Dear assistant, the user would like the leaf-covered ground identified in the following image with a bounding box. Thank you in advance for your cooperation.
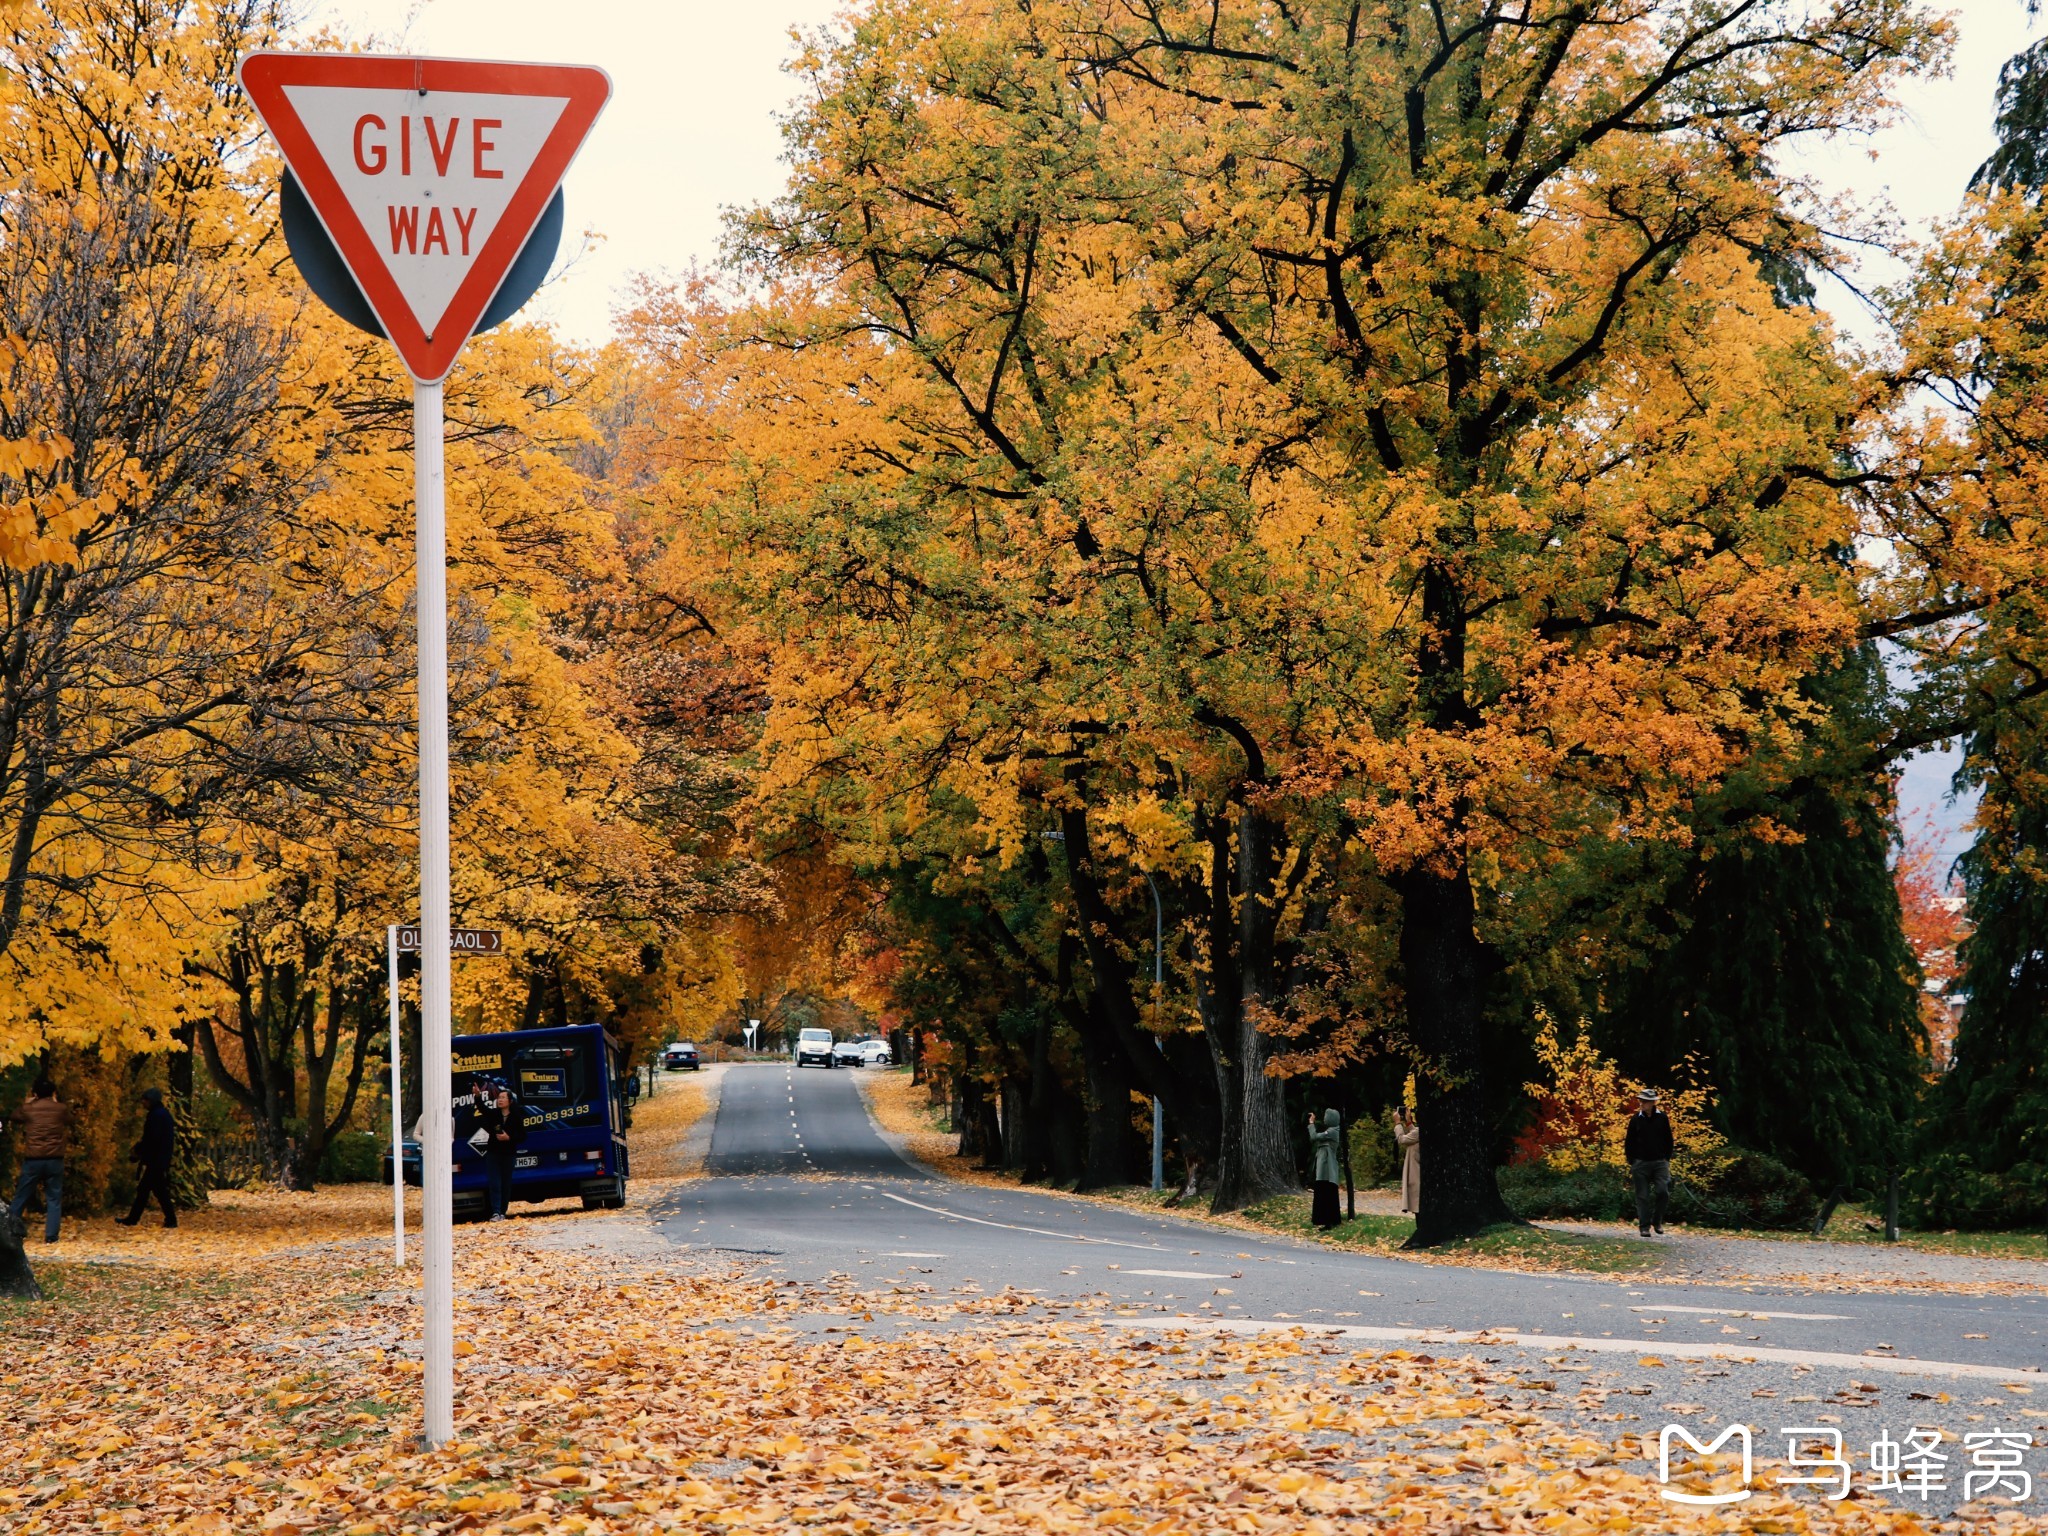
[4,1183,2032,1535]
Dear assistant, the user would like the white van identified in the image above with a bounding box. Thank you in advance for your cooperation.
[795,1027,835,1068]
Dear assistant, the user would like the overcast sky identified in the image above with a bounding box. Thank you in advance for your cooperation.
[299,0,2035,862]
[296,2,2040,344]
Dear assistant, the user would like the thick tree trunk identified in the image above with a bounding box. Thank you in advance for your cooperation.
[973,1092,1003,1169]
[1399,860,1517,1245]
[1020,1010,1055,1182]
[1196,801,1300,1214]
[955,1068,989,1161]
[1058,803,1222,1174]
[0,1222,41,1300]
[1049,1074,1087,1184]
[169,1020,195,1104]
[999,1077,1028,1170]
[1213,1020,1295,1209]
[1076,999,1138,1190]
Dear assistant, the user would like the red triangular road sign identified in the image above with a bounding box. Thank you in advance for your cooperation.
[239,53,611,382]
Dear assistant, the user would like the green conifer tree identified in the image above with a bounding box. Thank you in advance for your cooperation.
[1599,654,1926,1197]
[1909,721,2048,1227]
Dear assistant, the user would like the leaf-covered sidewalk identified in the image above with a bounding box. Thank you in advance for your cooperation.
[2,1188,2028,1535]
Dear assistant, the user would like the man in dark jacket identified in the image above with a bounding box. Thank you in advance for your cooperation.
[474,1083,525,1221]
[1624,1087,1674,1237]
[8,1078,68,1243]
[118,1087,178,1228]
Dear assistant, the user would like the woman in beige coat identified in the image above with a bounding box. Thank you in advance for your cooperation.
[1394,1109,1421,1216]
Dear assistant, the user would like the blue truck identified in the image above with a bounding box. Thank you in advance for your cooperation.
[384,1022,631,1219]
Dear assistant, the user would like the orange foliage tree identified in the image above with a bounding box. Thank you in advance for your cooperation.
[630,0,1949,1237]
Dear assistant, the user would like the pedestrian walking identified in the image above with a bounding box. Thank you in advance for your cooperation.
[8,1078,68,1244]
[1307,1108,1343,1230]
[475,1083,524,1221]
[1394,1108,1421,1216]
[1625,1086,1674,1236]
[117,1087,177,1228]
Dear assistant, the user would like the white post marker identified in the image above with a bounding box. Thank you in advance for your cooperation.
[238,51,609,1449]
[388,922,404,1267]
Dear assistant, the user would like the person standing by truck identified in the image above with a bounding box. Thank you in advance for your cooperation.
[474,1082,525,1221]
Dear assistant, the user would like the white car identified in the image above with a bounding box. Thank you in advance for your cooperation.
[858,1039,893,1067]
[795,1027,835,1068]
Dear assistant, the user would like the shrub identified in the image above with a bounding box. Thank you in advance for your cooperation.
[1500,1146,1817,1230]
[1904,1154,2046,1230]
[317,1131,385,1184]
[1517,1012,1723,1171]
[1499,1159,1634,1221]
[1673,1147,1818,1230]
[1349,1112,1399,1187]
[168,1099,211,1210]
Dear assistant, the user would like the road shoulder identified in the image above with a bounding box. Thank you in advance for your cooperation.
[851,1067,2048,1294]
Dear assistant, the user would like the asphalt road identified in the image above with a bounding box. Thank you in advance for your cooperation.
[651,1062,2048,1515]
[676,1063,2041,1370]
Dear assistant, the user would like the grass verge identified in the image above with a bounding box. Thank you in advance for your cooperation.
[1135,1186,1665,1274]
[854,1071,1665,1275]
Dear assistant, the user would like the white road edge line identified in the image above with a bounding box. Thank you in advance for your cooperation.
[1101,1317,2038,1382]
[878,1190,1172,1252]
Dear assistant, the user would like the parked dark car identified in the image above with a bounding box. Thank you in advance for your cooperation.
[662,1041,701,1071]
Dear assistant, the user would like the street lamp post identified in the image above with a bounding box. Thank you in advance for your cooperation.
[1146,873,1164,1193]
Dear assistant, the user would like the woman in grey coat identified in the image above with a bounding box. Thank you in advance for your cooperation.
[1307,1108,1344,1229]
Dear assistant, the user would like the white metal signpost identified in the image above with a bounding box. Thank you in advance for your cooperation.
[240,52,608,1449]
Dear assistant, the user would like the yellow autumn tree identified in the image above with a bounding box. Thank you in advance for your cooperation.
[622,0,1948,1232]
[0,2,713,1173]
[1520,1013,1722,1175]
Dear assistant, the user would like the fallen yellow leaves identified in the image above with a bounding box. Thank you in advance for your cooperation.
[627,1072,715,1179]
[0,1193,2011,1536]
[46,1184,425,1266]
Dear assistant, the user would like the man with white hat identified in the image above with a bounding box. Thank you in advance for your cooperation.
[1624,1087,1674,1237]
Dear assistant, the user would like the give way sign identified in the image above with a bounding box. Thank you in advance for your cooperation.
[238,53,610,382]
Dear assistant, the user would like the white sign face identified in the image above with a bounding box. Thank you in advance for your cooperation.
[239,54,611,382]
[280,86,569,339]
